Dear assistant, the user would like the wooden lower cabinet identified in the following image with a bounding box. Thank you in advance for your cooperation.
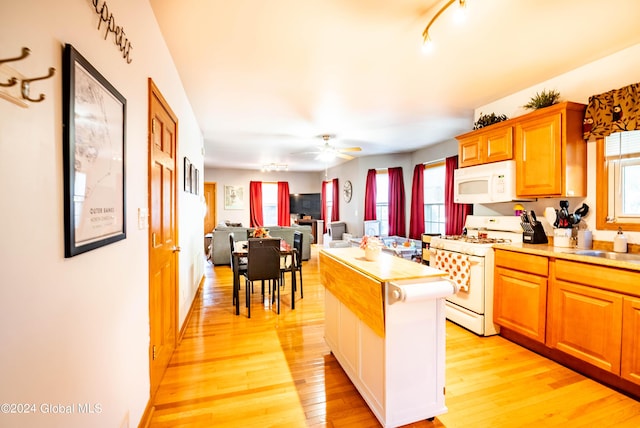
[494,250,640,395]
[494,250,548,343]
[622,297,640,385]
[548,280,623,373]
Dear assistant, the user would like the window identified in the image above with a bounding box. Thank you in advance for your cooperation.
[597,130,640,230]
[324,182,333,223]
[423,162,445,234]
[262,182,278,226]
[376,171,389,236]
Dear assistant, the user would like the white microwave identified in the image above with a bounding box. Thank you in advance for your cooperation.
[453,160,519,204]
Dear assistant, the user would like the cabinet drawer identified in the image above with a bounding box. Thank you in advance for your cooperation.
[554,259,640,297]
[495,250,548,276]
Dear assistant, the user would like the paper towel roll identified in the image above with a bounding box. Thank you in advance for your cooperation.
[388,280,457,304]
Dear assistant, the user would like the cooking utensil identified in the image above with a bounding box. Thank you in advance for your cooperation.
[544,207,557,226]
[530,210,538,225]
[557,200,571,228]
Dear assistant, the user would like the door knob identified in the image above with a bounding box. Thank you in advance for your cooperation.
[172,246,181,253]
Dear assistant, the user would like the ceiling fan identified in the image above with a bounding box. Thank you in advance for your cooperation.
[297,134,362,161]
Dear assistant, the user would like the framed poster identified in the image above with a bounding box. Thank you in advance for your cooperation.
[224,185,244,209]
[184,157,191,192]
[62,44,126,257]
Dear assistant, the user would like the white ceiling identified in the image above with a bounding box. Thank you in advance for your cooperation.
[149,0,640,171]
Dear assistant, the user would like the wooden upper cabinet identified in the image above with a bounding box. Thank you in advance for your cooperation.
[457,123,513,167]
[514,102,587,198]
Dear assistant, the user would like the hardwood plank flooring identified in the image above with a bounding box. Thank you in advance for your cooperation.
[149,246,640,427]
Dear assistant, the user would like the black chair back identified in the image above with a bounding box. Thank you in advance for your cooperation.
[229,232,236,266]
[293,231,303,266]
[246,238,281,281]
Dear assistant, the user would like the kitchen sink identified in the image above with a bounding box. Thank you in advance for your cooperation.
[574,249,640,264]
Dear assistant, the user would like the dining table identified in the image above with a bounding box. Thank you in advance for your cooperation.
[232,239,299,316]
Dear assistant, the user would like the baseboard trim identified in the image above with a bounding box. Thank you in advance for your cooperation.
[137,400,154,428]
[137,275,204,428]
[179,274,204,343]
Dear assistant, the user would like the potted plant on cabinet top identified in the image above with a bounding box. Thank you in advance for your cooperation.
[523,89,561,110]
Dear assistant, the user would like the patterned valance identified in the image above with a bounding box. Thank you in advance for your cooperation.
[583,82,640,140]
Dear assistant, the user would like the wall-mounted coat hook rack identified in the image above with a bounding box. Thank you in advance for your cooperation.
[0,46,56,106]
[21,67,55,102]
[0,47,30,87]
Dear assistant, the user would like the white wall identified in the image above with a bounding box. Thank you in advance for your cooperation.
[474,43,640,246]
[0,1,203,427]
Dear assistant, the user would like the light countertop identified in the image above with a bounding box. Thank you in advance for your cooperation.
[320,247,446,283]
[493,243,640,272]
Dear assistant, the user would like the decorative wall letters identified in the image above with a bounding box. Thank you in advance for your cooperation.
[91,0,134,64]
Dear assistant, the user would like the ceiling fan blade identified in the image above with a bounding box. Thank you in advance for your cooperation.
[337,153,355,160]
[339,147,361,152]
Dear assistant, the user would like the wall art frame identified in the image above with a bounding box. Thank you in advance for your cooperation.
[184,157,191,192]
[224,185,244,209]
[62,44,127,258]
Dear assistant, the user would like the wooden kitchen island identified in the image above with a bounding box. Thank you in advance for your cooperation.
[319,247,456,427]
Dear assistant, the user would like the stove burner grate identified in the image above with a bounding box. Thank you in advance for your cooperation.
[440,235,512,244]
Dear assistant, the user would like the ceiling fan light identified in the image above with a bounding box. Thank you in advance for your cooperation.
[317,152,335,162]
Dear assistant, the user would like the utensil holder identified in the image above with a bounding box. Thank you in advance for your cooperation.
[523,222,548,244]
[553,228,573,247]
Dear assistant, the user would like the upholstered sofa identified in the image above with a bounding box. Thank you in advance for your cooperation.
[210,225,313,265]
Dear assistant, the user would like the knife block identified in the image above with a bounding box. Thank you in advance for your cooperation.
[523,222,548,244]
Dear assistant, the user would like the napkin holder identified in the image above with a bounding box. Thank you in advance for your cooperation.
[522,222,548,244]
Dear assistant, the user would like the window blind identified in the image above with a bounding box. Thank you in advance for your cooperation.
[605,130,640,158]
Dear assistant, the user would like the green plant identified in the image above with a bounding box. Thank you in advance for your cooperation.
[473,112,508,130]
[523,89,561,110]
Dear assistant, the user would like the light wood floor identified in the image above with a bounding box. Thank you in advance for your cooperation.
[149,246,640,427]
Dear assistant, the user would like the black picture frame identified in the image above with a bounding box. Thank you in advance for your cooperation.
[62,44,127,257]
[184,157,191,192]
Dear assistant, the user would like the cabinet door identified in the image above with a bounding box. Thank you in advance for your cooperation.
[549,280,622,373]
[458,137,483,167]
[515,112,562,196]
[485,125,513,163]
[622,297,640,385]
[494,266,547,343]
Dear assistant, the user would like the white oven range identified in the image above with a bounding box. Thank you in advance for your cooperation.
[429,215,523,336]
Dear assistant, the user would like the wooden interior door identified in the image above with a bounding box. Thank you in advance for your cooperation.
[204,182,216,235]
[148,79,179,396]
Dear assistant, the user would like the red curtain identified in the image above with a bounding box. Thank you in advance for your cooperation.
[331,178,339,222]
[445,156,472,235]
[249,181,263,227]
[409,164,424,239]
[388,167,406,237]
[364,169,377,221]
[277,181,290,226]
[321,180,327,233]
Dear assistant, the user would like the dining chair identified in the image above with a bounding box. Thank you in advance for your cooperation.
[243,238,281,318]
[281,231,303,300]
[229,232,247,308]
